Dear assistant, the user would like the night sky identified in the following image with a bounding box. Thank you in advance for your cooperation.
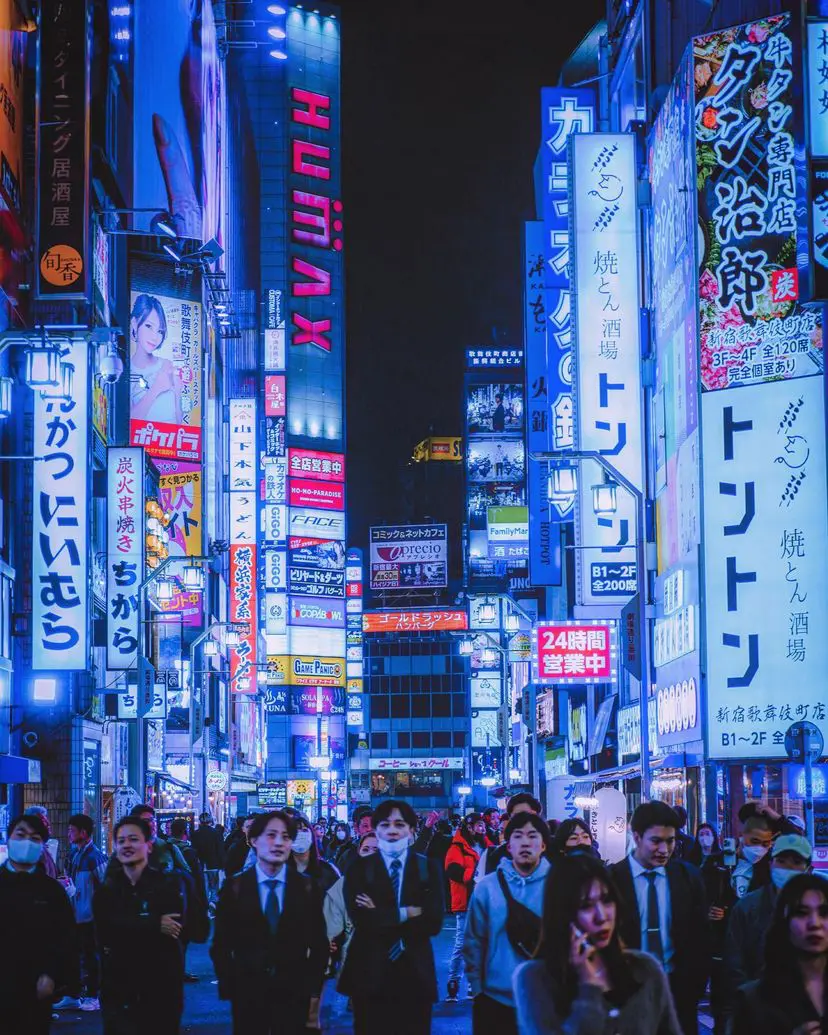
[340,0,605,548]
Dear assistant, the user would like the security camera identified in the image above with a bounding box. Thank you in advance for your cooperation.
[22,731,38,749]
[98,347,124,385]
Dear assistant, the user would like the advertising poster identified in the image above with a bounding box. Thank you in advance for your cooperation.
[289,595,346,629]
[533,622,617,686]
[157,461,203,557]
[369,524,448,590]
[288,478,345,512]
[129,264,203,461]
[694,14,819,390]
[702,375,828,758]
[466,440,525,483]
[32,341,89,670]
[229,400,256,693]
[35,0,90,300]
[289,536,346,570]
[466,383,524,434]
[106,449,144,671]
[133,0,222,244]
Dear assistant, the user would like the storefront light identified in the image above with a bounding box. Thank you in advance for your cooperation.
[480,775,497,788]
[309,754,330,769]
[458,639,474,657]
[591,479,618,518]
[156,578,174,602]
[504,614,519,632]
[478,601,496,623]
[267,26,286,38]
[225,628,241,647]
[509,768,521,781]
[182,562,204,591]
[457,784,472,797]
[32,676,58,704]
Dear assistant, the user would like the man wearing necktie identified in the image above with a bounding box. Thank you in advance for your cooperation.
[211,811,328,1035]
[340,800,445,1035]
[610,801,710,1035]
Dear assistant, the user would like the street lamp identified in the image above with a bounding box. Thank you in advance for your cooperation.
[504,614,520,633]
[458,639,474,657]
[478,601,497,623]
[156,578,175,603]
[182,562,205,590]
[532,448,652,798]
[225,627,241,648]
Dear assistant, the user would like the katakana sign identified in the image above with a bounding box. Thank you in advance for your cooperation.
[362,609,468,633]
[368,757,464,771]
[369,524,448,590]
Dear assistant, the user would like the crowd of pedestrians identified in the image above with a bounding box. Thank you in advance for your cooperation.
[3,796,828,1034]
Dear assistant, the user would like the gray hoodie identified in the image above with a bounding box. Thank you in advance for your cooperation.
[463,855,550,1006]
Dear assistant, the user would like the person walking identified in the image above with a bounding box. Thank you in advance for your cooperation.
[191,812,224,909]
[25,805,59,879]
[733,873,828,1034]
[723,835,813,1027]
[211,810,328,1034]
[609,801,709,1035]
[550,818,598,860]
[224,815,256,877]
[55,814,108,1013]
[464,811,550,1034]
[0,813,78,1035]
[93,816,191,1035]
[513,853,682,1035]
[444,814,482,1001]
[167,818,209,984]
[479,793,552,877]
[325,831,378,971]
[339,800,444,1035]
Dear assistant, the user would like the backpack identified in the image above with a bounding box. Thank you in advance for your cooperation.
[496,870,543,959]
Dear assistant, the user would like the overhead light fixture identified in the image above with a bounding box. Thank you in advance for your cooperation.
[591,479,619,518]
[32,676,58,704]
[150,211,178,239]
[270,49,288,59]
[156,579,174,602]
[551,463,578,500]
[225,628,241,647]
[267,26,286,39]
[456,784,472,797]
[458,639,474,657]
[480,648,499,666]
[267,3,286,12]
[509,768,521,781]
[0,376,12,418]
[480,775,497,788]
[478,602,496,623]
[162,241,182,263]
[504,614,520,632]
[182,563,204,590]
[214,302,227,312]
[203,639,219,657]
[23,344,61,388]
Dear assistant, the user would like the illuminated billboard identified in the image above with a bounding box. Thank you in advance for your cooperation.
[466,383,523,435]
[288,447,345,482]
[467,440,525,484]
[369,524,448,590]
[533,621,618,686]
[363,610,468,633]
[229,400,257,692]
[106,449,144,671]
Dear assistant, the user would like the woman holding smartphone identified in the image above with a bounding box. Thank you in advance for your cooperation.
[513,855,681,1035]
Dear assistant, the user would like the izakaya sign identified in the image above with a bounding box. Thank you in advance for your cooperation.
[229,400,257,692]
[570,133,643,607]
[33,341,89,669]
[694,14,819,390]
[106,449,144,670]
[533,622,617,685]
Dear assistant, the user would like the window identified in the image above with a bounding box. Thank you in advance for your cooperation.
[453,731,467,748]
[412,732,430,749]
[371,732,388,749]
[397,732,410,748]
[452,693,468,717]
[391,696,411,719]
[371,696,389,718]
[433,731,451,748]
[432,694,450,717]
[411,694,430,718]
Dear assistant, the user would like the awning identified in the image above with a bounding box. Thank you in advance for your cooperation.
[154,771,193,792]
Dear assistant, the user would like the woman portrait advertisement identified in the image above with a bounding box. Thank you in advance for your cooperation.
[130,293,183,425]
[513,854,681,1035]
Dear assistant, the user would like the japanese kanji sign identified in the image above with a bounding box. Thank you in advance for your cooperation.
[229,400,257,693]
[702,375,828,758]
[533,621,617,686]
[106,448,144,671]
[35,0,90,300]
[695,14,818,389]
[369,524,448,590]
[570,132,643,607]
[32,340,89,669]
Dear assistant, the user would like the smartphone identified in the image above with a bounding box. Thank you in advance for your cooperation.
[722,836,737,869]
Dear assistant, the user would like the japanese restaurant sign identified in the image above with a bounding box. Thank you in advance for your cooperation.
[229,400,257,693]
[36,0,90,300]
[106,448,144,671]
[362,609,468,633]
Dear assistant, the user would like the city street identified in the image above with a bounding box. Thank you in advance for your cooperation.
[54,920,473,1035]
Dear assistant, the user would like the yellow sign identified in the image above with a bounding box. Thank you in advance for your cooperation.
[347,678,363,693]
[267,655,345,687]
[159,468,203,556]
[287,779,316,804]
[412,436,462,462]
[92,382,108,443]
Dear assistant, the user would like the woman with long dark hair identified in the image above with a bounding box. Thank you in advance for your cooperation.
[550,818,597,859]
[687,822,720,867]
[734,873,828,1034]
[290,814,340,895]
[513,854,681,1034]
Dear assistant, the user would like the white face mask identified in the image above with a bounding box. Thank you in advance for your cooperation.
[292,830,313,854]
[771,865,804,889]
[741,843,769,866]
[378,836,408,858]
[336,830,347,841]
[8,838,44,866]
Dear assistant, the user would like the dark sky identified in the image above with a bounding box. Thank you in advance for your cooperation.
[341,0,605,547]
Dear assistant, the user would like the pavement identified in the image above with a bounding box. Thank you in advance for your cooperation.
[51,919,473,1034]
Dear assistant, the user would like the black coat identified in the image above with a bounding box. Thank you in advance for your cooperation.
[339,851,444,1002]
[734,977,824,1035]
[210,865,328,1006]
[93,865,188,1008]
[0,864,78,1000]
[609,856,710,1007]
[224,838,251,878]
[191,824,225,870]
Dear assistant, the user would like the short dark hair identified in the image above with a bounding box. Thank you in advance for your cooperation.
[482,807,499,820]
[68,814,94,837]
[353,804,372,825]
[130,803,155,817]
[505,812,548,842]
[673,805,688,829]
[506,792,542,816]
[170,818,189,839]
[630,801,679,836]
[114,817,151,842]
[372,799,417,829]
[248,810,297,842]
[8,813,48,841]
[199,812,212,824]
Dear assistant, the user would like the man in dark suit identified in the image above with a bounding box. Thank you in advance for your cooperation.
[339,799,445,1035]
[609,800,709,1035]
[211,810,328,1034]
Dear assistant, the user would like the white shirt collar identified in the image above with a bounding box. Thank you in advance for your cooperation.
[255,862,287,885]
[629,855,666,879]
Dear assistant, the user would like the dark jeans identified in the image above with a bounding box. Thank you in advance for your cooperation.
[72,921,99,998]
[352,996,432,1035]
[101,992,182,1035]
[231,997,309,1035]
[473,994,518,1035]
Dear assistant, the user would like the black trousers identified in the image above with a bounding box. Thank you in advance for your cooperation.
[231,996,309,1035]
[101,992,182,1035]
[72,921,100,998]
[7,999,52,1035]
[352,995,432,1035]
[473,993,518,1035]
[670,975,700,1035]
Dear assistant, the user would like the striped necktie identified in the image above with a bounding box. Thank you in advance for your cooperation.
[389,857,404,961]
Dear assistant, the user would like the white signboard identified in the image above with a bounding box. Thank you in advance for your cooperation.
[471,674,502,709]
[106,448,144,670]
[33,340,89,669]
[264,548,287,591]
[264,457,288,503]
[471,709,501,747]
[266,590,287,636]
[289,507,346,541]
[570,133,643,606]
[369,757,464,771]
[703,375,828,758]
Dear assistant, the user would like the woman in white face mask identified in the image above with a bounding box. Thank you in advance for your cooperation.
[290,815,341,896]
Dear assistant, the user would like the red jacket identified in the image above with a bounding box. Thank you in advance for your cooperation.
[444,830,480,913]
